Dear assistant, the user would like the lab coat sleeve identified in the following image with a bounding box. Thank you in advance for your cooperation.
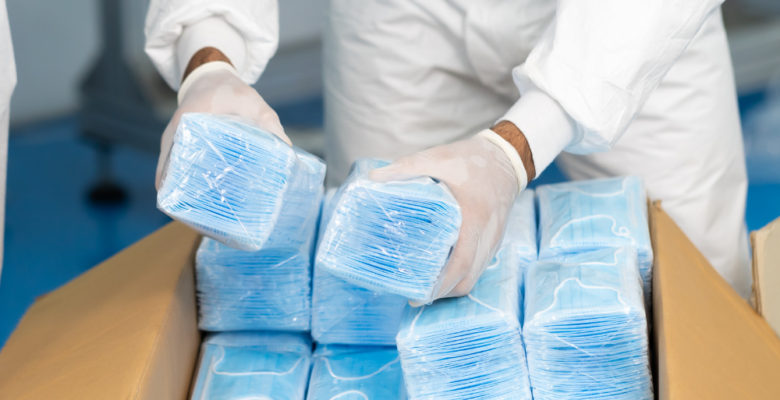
[145,0,279,90]
[499,0,724,176]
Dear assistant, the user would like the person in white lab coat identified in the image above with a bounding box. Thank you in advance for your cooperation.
[0,0,16,280]
[145,0,751,301]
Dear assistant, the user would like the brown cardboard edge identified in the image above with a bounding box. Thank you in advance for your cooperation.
[134,246,201,400]
[649,200,667,400]
[751,230,763,314]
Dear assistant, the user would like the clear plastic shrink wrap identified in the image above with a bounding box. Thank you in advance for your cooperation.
[316,158,462,303]
[190,331,313,400]
[395,232,533,399]
[523,247,653,400]
[502,190,538,321]
[536,177,653,301]
[306,345,407,399]
[195,237,313,332]
[158,113,326,251]
[312,188,407,345]
[503,190,538,264]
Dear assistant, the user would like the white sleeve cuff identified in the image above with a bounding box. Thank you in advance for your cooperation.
[498,89,578,178]
[176,16,247,88]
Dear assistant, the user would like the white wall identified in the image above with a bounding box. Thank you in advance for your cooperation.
[7,0,325,126]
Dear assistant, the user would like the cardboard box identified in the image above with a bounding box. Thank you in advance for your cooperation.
[751,216,780,338]
[1,202,780,399]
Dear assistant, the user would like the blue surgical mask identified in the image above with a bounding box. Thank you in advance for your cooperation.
[536,177,653,303]
[190,332,313,400]
[195,238,312,332]
[523,247,653,400]
[315,158,462,303]
[158,113,325,252]
[396,235,533,399]
[307,345,407,399]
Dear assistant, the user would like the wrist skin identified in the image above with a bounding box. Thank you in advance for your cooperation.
[182,47,233,82]
[490,120,536,183]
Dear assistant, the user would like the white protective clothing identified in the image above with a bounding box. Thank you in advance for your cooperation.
[155,61,290,189]
[0,0,15,283]
[143,0,751,297]
[369,131,523,301]
[145,1,278,89]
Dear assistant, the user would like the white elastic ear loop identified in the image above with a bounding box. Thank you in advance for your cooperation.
[178,61,240,105]
[476,129,528,195]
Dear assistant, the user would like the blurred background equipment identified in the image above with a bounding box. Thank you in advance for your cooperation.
[0,0,779,349]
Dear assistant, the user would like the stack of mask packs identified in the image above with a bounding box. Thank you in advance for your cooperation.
[161,113,324,332]
[316,158,462,303]
[312,188,407,345]
[195,237,312,331]
[395,196,536,400]
[158,112,326,251]
[190,332,313,400]
[523,247,653,399]
[536,177,653,303]
[306,345,407,399]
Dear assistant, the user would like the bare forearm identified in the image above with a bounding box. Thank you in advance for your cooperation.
[491,120,536,183]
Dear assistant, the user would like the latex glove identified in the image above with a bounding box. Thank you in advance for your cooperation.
[369,130,528,305]
[155,62,291,189]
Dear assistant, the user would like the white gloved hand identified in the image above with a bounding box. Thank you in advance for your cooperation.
[369,130,527,305]
[155,61,291,189]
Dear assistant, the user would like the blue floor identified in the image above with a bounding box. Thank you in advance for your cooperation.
[1,99,779,349]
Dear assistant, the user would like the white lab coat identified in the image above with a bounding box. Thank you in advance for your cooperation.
[0,0,15,282]
[145,0,751,298]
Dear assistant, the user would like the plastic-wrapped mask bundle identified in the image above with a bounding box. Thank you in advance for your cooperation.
[536,177,652,300]
[196,237,311,331]
[523,247,653,400]
[306,345,407,399]
[396,248,532,399]
[316,158,462,303]
[158,113,326,251]
[190,331,313,400]
[503,189,538,264]
[502,189,538,322]
[312,189,407,345]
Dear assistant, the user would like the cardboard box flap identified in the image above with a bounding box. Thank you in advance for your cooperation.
[0,222,201,400]
[650,202,780,399]
[751,216,780,338]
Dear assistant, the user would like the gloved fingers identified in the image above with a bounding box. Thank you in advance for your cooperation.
[438,236,495,299]
[155,116,180,190]
[250,108,291,147]
[189,71,293,147]
[408,299,426,307]
[432,224,481,301]
[438,210,505,299]
[368,152,441,183]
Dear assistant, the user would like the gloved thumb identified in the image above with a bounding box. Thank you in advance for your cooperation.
[368,160,425,183]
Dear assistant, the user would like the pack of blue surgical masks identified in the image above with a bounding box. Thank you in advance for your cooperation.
[523,247,653,400]
[503,190,538,264]
[196,237,312,331]
[158,113,326,251]
[396,244,532,399]
[312,188,407,345]
[536,177,653,302]
[316,158,462,304]
[503,189,538,322]
[306,345,407,399]
[190,331,313,400]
